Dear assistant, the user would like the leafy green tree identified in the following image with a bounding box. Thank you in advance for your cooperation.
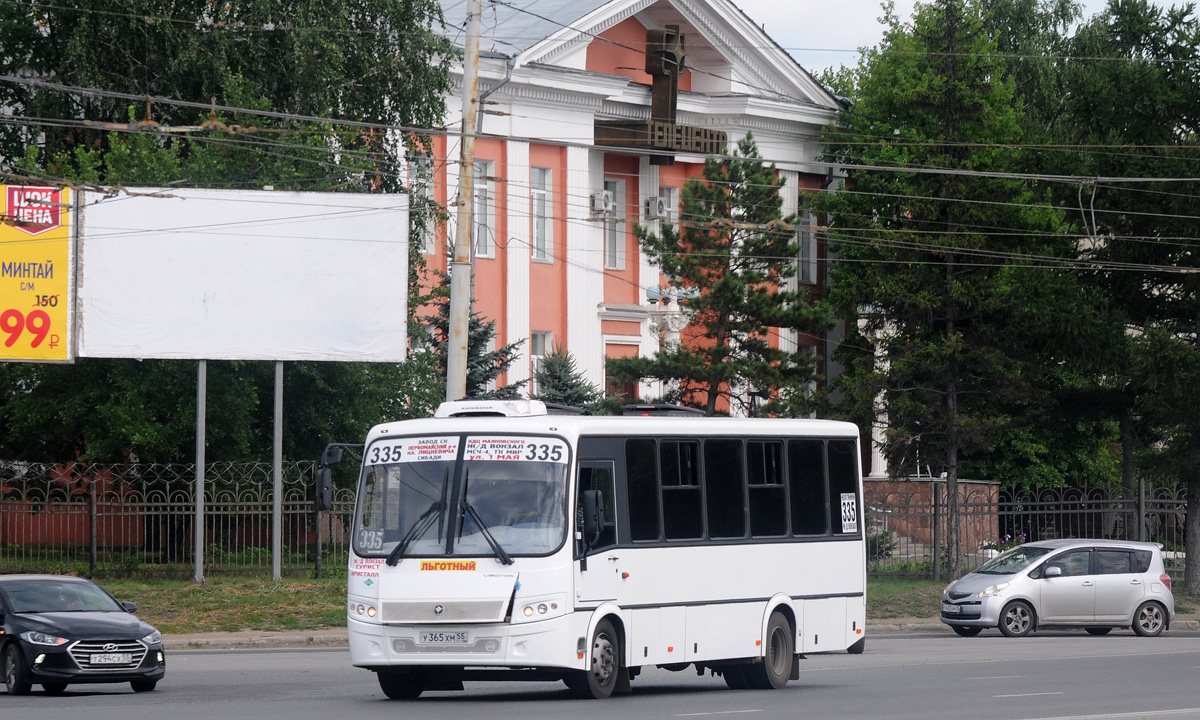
[1048,0,1200,593]
[606,133,834,416]
[0,0,453,462]
[816,0,1113,577]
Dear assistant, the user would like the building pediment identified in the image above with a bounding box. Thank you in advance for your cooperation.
[439,0,837,112]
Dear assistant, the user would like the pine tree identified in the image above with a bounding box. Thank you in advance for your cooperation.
[606,133,834,416]
[426,274,526,400]
[532,345,620,414]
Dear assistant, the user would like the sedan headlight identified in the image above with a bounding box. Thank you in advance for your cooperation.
[20,631,69,646]
[142,630,162,645]
[978,582,1010,597]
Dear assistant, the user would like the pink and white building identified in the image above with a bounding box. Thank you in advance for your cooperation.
[421,0,842,411]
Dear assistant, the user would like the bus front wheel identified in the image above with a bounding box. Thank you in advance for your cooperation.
[566,618,621,699]
[378,671,423,700]
[748,612,793,690]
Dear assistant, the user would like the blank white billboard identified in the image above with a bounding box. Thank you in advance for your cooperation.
[78,188,408,362]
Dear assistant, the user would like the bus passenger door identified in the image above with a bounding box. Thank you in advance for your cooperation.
[574,462,620,604]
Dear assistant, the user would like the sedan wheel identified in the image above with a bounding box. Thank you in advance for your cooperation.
[998,601,1034,637]
[1084,627,1112,636]
[3,644,33,696]
[1132,602,1166,637]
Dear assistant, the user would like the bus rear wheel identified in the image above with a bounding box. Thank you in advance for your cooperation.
[566,619,621,699]
[378,671,424,700]
[747,612,793,690]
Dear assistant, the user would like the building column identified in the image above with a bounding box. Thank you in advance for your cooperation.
[566,146,605,385]
[505,139,531,393]
[638,156,661,399]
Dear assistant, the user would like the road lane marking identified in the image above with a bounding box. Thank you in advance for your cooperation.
[969,675,1026,680]
[676,712,764,717]
[995,692,1065,698]
[1013,709,1200,720]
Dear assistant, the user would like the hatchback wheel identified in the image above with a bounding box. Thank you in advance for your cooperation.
[998,601,1034,637]
[1084,627,1112,636]
[1132,601,1166,637]
[951,625,983,637]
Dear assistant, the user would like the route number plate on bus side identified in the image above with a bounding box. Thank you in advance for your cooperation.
[419,631,469,645]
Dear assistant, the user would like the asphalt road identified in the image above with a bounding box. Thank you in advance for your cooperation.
[4,632,1199,720]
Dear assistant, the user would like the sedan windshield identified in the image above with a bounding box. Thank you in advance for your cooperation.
[975,545,1054,574]
[3,580,123,613]
[353,435,569,560]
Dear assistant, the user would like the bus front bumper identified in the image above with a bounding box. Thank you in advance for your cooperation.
[348,612,588,670]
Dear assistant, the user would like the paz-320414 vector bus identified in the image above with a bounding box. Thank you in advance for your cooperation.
[328,399,867,699]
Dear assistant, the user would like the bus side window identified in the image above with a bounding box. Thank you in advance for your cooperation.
[828,440,860,535]
[577,465,617,552]
[662,440,703,540]
[748,440,787,537]
[788,439,828,535]
[626,439,661,541]
[704,439,745,539]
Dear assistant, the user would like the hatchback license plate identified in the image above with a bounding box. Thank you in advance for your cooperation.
[419,631,468,645]
[90,653,132,665]
[942,604,961,614]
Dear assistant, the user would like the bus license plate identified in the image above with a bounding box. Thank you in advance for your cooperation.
[91,653,132,665]
[942,604,961,614]
[419,631,469,645]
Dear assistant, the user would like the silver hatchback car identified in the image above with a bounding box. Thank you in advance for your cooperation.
[941,539,1175,637]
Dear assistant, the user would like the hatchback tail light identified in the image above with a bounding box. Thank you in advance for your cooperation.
[1160,573,1172,591]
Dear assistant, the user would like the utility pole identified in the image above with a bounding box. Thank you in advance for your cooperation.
[446,0,482,402]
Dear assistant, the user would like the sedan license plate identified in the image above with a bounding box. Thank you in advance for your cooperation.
[942,604,961,615]
[419,630,469,645]
[90,653,132,665]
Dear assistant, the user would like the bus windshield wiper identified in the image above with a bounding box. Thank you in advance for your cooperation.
[458,469,513,565]
[462,502,514,565]
[386,469,449,566]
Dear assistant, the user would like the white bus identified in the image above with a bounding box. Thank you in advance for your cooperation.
[336,399,866,699]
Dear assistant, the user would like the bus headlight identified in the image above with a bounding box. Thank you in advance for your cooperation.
[516,597,564,622]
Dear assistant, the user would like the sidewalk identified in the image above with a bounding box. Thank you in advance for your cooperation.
[163,612,1200,651]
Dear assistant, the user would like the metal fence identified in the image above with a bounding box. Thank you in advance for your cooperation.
[866,479,1188,581]
[0,461,1188,581]
[0,461,356,578]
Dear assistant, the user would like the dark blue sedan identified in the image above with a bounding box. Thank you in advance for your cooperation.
[1,575,165,695]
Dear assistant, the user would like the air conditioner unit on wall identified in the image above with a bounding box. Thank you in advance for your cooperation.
[646,196,666,220]
[591,190,614,214]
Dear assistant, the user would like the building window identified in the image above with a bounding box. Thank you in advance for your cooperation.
[604,178,625,271]
[529,331,551,395]
[797,208,816,285]
[408,156,435,255]
[531,168,552,262]
[474,160,496,259]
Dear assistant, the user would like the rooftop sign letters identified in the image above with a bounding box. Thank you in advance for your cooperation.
[595,25,728,164]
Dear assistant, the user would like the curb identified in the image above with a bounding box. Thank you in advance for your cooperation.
[165,629,349,651]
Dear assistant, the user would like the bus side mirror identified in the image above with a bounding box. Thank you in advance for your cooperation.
[322,446,344,467]
[581,490,604,547]
[315,467,334,512]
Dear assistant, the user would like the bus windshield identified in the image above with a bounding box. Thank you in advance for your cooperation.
[353,435,570,560]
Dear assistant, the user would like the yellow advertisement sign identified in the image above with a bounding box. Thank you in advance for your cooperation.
[0,184,73,362]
